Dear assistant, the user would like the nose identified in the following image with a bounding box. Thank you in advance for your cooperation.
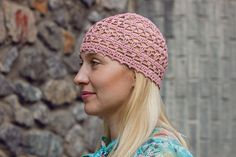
[74,67,89,86]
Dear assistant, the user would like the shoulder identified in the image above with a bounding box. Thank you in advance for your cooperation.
[134,128,193,157]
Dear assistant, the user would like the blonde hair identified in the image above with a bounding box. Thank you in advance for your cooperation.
[103,72,188,157]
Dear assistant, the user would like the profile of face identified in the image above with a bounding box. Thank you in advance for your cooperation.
[74,53,135,118]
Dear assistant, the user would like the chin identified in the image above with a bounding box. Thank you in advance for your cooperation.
[84,105,100,116]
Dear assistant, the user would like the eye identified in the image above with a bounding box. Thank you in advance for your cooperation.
[90,59,100,66]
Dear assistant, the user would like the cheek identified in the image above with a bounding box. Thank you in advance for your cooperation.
[91,68,134,105]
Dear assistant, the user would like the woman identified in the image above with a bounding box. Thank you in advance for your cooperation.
[74,13,193,157]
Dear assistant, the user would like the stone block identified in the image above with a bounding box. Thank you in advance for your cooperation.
[0,74,14,97]
[42,79,77,106]
[14,80,42,102]
[0,9,6,43]
[48,110,76,136]
[22,130,63,157]
[65,125,85,157]
[38,21,63,51]
[0,47,18,73]
[62,30,75,55]
[3,0,37,43]
[101,0,128,11]
[31,0,48,14]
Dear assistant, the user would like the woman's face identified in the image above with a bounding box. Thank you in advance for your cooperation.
[74,53,135,117]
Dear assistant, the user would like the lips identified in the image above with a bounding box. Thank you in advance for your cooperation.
[81,91,96,100]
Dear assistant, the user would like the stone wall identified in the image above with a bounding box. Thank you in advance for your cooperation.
[0,0,132,156]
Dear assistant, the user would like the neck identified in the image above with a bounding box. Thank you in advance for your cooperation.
[103,111,121,141]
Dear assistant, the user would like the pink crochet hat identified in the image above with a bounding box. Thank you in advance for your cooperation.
[80,13,168,89]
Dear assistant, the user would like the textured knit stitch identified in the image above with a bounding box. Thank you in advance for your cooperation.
[80,13,168,88]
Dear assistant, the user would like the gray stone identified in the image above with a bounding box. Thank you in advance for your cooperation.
[48,110,76,136]
[0,47,18,73]
[14,106,34,127]
[0,74,14,97]
[18,155,38,157]
[30,102,50,125]
[0,101,14,124]
[52,8,70,28]
[0,123,24,155]
[19,46,48,82]
[80,0,95,8]
[0,150,8,157]
[70,8,86,30]
[65,125,85,157]
[22,130,63,157]
[14,80,42,102]
[71,102,87,122]
[42,79,77,106]
[83,117,103,150]
[38,21,63,51]
[46,55,68,79]
[3,0,37,43]
[0,9,6,44]
[101,0,128,11]
[88,11,103,23]
[2,94,21,111]
[63,52,81,73]
[48,0,64,10]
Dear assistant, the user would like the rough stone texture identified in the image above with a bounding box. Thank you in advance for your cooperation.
[48,0,64,10]
[14,80,42,102]
[14,106,34,127]
[63,52,81,73]
[48,110,76,136]
[70,102,88,122]
[0,123,24,155]
[88,11,103,23]
[80,0,96,8]
[22,130,63,157]
[0,150,8,157]
[65,125,85,157]
[0,9,6,44]
[30,102,50,125]
[46,55,68,79]
[0,101,13,124]
[3,0,37,43]
[62,30,75,55]
[0,74,14,97]
[38,21,63,51]
[52,8,70,28]
[42,79,77,106]
[31,0,48,14]
[101,0,128,11]
[0,47,18,73]
[18,44,48,82]
[83,117,103,151]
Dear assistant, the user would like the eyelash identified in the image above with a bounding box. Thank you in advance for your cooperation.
[90,59,100,66]
[79,59,100,67]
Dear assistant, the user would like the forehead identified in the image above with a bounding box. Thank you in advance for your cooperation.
[80,52,101,59]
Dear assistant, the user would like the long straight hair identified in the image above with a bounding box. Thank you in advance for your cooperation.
[103,72,188,156]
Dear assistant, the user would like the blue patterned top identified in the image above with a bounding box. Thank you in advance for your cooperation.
[82,127,193,157]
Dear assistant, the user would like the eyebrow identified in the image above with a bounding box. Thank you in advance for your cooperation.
[79,53,98,60]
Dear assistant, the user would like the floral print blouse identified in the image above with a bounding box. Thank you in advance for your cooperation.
[82,127,193,157]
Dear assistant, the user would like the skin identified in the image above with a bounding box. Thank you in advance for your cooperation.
[74,52,135,139]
